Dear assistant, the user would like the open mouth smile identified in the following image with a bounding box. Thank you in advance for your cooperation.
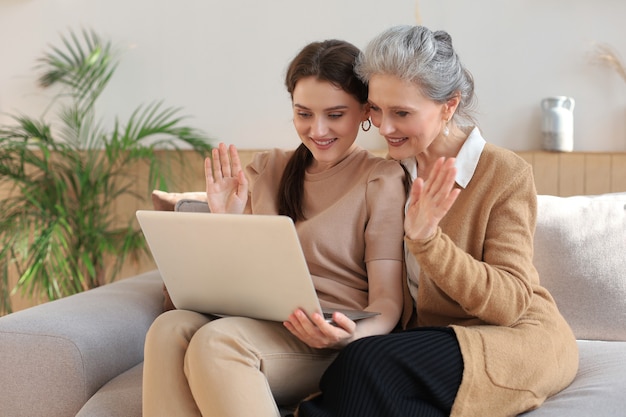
[386,137,408,146]
[312,138,337,147]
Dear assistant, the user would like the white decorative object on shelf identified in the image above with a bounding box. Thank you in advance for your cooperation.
[541,96,575,152]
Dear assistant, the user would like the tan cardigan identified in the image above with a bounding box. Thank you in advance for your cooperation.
[404,144,578,417]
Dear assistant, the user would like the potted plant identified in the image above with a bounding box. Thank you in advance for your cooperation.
[0,29,213,315]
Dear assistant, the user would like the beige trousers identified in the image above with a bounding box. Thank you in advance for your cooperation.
[142,310,337,417]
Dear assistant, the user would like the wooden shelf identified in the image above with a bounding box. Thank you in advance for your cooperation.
[517,151,626,196]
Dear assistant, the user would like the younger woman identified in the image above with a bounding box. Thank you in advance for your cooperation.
[142,39,407,417]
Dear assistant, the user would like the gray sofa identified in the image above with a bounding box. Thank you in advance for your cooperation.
[1,192,625,417]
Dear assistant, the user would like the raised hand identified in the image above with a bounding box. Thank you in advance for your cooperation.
[405,157,460,241]
[205,143,248,214]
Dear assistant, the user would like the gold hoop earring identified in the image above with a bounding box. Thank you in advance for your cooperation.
[361,119,372,132]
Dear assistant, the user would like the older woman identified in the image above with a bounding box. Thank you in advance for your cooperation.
[296,25,578,417]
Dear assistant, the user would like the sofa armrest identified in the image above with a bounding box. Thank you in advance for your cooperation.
[175,198,210,212]
[0,270,163,417]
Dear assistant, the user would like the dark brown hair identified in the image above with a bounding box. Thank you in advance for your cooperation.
[278,40,368,221]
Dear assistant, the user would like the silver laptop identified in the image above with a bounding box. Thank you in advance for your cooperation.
[136,210,379,323]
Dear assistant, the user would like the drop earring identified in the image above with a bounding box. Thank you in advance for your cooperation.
[443,120,450,137]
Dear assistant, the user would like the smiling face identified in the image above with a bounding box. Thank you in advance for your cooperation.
[292,76,368,172]
[368,74,448,161]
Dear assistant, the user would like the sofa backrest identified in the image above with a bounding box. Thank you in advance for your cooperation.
[533,192,626,341]
[165,192,626,341]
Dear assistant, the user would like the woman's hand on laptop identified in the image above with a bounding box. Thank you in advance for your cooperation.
[205,142,248,214]
[283,309,356,349]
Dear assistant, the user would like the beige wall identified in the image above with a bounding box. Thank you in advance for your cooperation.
[5,150,626,313]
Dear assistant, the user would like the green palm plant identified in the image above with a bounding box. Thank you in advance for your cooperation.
[0,29,213,315]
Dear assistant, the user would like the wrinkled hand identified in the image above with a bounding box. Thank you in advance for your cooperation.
[405,157,460,240]
[205,143,248,214]
[284,309,356,349]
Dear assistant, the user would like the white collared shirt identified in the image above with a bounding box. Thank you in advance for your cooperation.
[400,127,486,305]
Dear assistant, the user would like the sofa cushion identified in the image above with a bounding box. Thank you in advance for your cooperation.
[520,340,626,416]
[533,193,626,341]
[76,362,144,417]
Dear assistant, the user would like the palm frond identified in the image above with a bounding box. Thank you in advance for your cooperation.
[0,114,55,145]
[37,28,118,117]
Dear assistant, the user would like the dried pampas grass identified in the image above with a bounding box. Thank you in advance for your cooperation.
[592,43,626,84]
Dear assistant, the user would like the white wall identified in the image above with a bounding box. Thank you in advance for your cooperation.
[1,0,626,152]
[420,0,626,152]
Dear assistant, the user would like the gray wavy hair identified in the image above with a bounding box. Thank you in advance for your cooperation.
[355,25,476,125]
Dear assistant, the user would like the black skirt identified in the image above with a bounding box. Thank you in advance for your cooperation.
[296,327,463,417]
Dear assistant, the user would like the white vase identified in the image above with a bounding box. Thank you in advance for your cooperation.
[541,96,575,152]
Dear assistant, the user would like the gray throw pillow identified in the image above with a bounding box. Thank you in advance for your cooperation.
[534,193,626,341]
